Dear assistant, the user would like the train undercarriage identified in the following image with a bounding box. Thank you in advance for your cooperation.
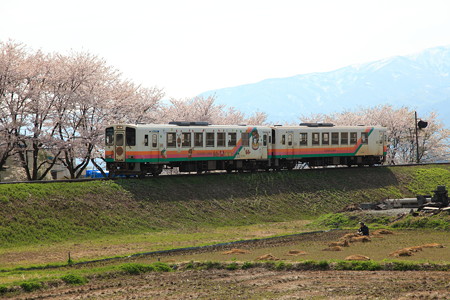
[107,155,385,177]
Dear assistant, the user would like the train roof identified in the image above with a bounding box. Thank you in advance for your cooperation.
[106,123,386,130]
[275,125,386,130]
[107,123,272,129]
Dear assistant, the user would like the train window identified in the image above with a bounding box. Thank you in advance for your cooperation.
[350,132,357,144]
[300,133,307,146]
[312,133,320,145]
[341,132,348,145]
[281,135,285,145]
[206,132,215,147]
[144,135,149,146]
[194,132,203,147]
[116,133,124,146]
[361,132,368,144]
[182,132,191,147]
[288,134,293,146]
[263,134,267,146]
[217,132,225,147]
[105,127,114,145]
[228,132,236,146]
[242,132,249,147]
[152,134,158,148]
[331,132,339,145]
[167,132,176,147]
[322,133,329,145]
[126,127,136,146]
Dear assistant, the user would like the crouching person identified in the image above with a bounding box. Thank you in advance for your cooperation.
[358,222,369,236]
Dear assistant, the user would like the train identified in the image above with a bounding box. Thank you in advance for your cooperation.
[104,122,387,177]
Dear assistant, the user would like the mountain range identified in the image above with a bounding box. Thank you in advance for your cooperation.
[200,46,450,127]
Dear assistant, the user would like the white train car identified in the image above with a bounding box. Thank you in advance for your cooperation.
[105,122,387,176]
[105,122,272,176]
[270,123,387,169]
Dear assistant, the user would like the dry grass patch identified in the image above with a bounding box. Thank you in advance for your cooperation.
[349,236,371,243]
[420,243,444,248]
[221,248,250,255]
[322,246,343,251]
[390,242,445,257]
[286,250,307,256]
[390,249,413,257]
[345,255,371,261]
[372,229,394,235]
[328,240,349,247]
[256,254,279,261]
[340,233,360,241]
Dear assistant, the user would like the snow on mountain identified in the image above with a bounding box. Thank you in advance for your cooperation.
[199,46,450,127]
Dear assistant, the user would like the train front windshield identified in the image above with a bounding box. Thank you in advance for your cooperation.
[105,127,114,145]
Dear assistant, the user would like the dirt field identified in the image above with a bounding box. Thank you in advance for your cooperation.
[9,269,450,299]
[2,230,449,299]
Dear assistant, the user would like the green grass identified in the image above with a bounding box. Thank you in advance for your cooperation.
[0,164,448,265]
[60,274,88,285]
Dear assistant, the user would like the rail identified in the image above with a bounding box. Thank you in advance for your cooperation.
[0,162,448,185]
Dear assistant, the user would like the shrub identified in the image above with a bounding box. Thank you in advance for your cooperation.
[204,261,222,270]
[61,274,88,285]
[152,262,171,272]
[297,260,316,270]
[241,262,255,269]
[120,263,155,275]
[225,262,239,270]
[316,260,330,270]
[389,261,421,271]
[0,195,8,204]
[275,261,287,270]
[20,281,42,292]
[184,261,195,270]
[0,285,7,294]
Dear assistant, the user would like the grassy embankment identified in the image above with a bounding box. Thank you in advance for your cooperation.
[0,165,449,296]
[1,165,449,249]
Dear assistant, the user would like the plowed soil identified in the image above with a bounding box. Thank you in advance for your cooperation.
[10,269,450,299]
[4,230,450,299]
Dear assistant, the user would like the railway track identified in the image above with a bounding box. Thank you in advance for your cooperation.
[0,162,448,185]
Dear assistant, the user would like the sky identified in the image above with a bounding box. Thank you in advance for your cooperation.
[2,0,450,99]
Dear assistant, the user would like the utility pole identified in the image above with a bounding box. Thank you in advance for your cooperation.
[415,111,419,163]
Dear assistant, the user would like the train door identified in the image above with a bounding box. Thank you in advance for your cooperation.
[115,128,126,162]
[151,131,159,163]
[376,129,386,156]
[287,132,294,158]
[260,131,269,159]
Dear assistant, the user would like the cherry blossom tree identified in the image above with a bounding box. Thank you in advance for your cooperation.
[163,95,268,125]
[0,41,25,174]
[0,41,165,180]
